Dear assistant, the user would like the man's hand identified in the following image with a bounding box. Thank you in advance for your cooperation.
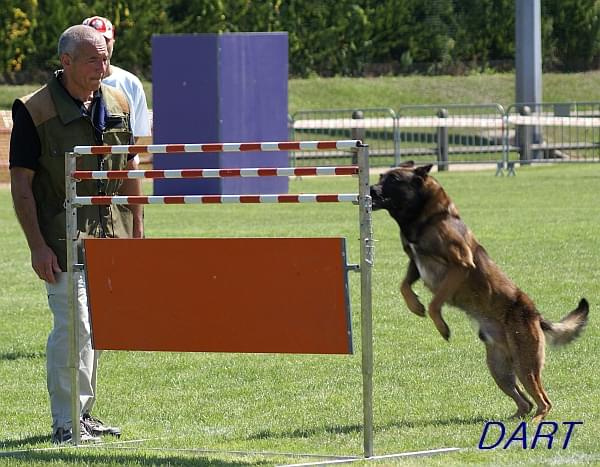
[11,167,62,283]
[31,244,62,283]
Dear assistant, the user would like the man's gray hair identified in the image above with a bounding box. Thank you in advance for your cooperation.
[58,24,104,58]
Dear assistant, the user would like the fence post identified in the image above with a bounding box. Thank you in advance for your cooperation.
[351,110,365,165]
[518,105,532,164]
[357,143,374,458]
[437,108,449,171]
[287,114,295,167]
[393,116,401,167]
[497,112,509,176]
[65,151,81,445]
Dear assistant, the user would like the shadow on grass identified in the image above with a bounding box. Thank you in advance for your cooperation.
[0,417,488,464]
[1,435,50,448]
[249,423,362,440]
[395,415,490,429]
[0,448,263,466]
[0,349,45,361]
[247,415,488,440]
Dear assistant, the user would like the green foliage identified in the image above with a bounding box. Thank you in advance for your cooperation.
[1,0,600,79]
[108,0,173,77]
[542,0,600,71]
[453,0,514,67]
[282,0,373,76]
[0,0,37,73]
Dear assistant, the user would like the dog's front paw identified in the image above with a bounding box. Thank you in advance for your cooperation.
[407,301,426,317]
[438,323,451,341]
[429,306,451,340]
[401,284,426,317]
[402,292,426,317]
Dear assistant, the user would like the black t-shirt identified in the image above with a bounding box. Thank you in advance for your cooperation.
[9,102,40,170]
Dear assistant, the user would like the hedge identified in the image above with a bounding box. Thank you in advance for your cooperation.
[1,0,599,82]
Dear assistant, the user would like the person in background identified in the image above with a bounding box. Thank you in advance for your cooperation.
[83,16,152,142]
[9,25,143,444]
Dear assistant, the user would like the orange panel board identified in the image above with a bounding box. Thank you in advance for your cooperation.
[84,238,353,354]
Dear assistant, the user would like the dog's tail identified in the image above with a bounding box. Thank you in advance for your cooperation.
[540,298,589,346]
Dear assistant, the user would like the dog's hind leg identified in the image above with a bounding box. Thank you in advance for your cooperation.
[401,260,426,317]
[480,329,533,418]
[508,322,552,423]
[428,266,468,340]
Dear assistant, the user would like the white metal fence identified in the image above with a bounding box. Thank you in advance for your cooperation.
[289,102,600,173]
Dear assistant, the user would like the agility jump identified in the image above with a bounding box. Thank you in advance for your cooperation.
[65,139,375,457]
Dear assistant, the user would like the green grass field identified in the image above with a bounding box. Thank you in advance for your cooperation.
[3,71,600,111]
[1,164,599,465]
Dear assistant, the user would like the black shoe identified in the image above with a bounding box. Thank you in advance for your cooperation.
[51,421,101,444]
[82,413,121,438]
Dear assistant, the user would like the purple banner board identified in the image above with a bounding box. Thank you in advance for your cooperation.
[152,33,289,195]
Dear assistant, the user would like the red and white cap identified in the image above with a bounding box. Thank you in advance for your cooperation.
[82,16,114,40]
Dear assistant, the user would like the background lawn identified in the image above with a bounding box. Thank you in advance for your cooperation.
[1,163,599,465]
[3,71,600,112]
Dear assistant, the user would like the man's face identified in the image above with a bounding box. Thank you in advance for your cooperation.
[62,38,108,93]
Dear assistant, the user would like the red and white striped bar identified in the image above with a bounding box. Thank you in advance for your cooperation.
[73,140,361,155]
[72,166,359,180]
[73,193,359,205]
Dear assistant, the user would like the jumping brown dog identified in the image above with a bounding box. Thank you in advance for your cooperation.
[370,162,589,422]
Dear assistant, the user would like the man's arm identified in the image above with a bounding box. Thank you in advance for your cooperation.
[119,157,144,238]
[132,74,152,138]
[10,167,61,283]
[133,92,152,138]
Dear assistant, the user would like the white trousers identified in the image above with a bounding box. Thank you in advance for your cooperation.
[45,272,99,430]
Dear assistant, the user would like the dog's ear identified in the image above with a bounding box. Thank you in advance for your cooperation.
[398,160,415,168]
[414,164,433,178]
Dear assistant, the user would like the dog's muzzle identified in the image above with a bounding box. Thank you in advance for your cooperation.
[369,185,387,211]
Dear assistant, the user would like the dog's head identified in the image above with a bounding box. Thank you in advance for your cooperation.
[370,162,434,220]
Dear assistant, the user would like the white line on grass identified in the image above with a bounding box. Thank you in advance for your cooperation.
[278,447,461,466]
[99,445,360,461]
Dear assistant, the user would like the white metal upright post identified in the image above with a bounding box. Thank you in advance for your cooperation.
[65,151,81,445]
[357,144,374,457]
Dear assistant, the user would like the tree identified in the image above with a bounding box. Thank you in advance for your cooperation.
[453,0,514,69]
[0,0,36,76]
[542,0,600,71]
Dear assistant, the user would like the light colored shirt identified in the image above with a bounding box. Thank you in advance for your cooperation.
[103,65,151,138]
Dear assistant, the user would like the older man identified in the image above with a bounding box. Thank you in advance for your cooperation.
[9,24,143,444]
[83,16,152,141]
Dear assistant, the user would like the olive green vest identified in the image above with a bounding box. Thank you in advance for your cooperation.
[16,73,134,270]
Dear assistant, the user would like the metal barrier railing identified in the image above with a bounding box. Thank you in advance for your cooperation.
[505,102,600,171]
[289,102,600,174]
[290,108,398,166]
[396,104,506,170]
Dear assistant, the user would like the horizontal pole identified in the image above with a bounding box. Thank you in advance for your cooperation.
[293,117,503,129]
[72,166,358,180]
[293,118,397,130]
[508,115,600,127]
[74,194,359,205]
[73,140,361,155]
[292,115,600,129]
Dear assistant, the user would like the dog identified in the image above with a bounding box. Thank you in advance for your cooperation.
[370,162,589,422]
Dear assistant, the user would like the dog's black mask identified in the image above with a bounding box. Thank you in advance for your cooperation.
[370,163,433,209]
[370,163,433,223]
